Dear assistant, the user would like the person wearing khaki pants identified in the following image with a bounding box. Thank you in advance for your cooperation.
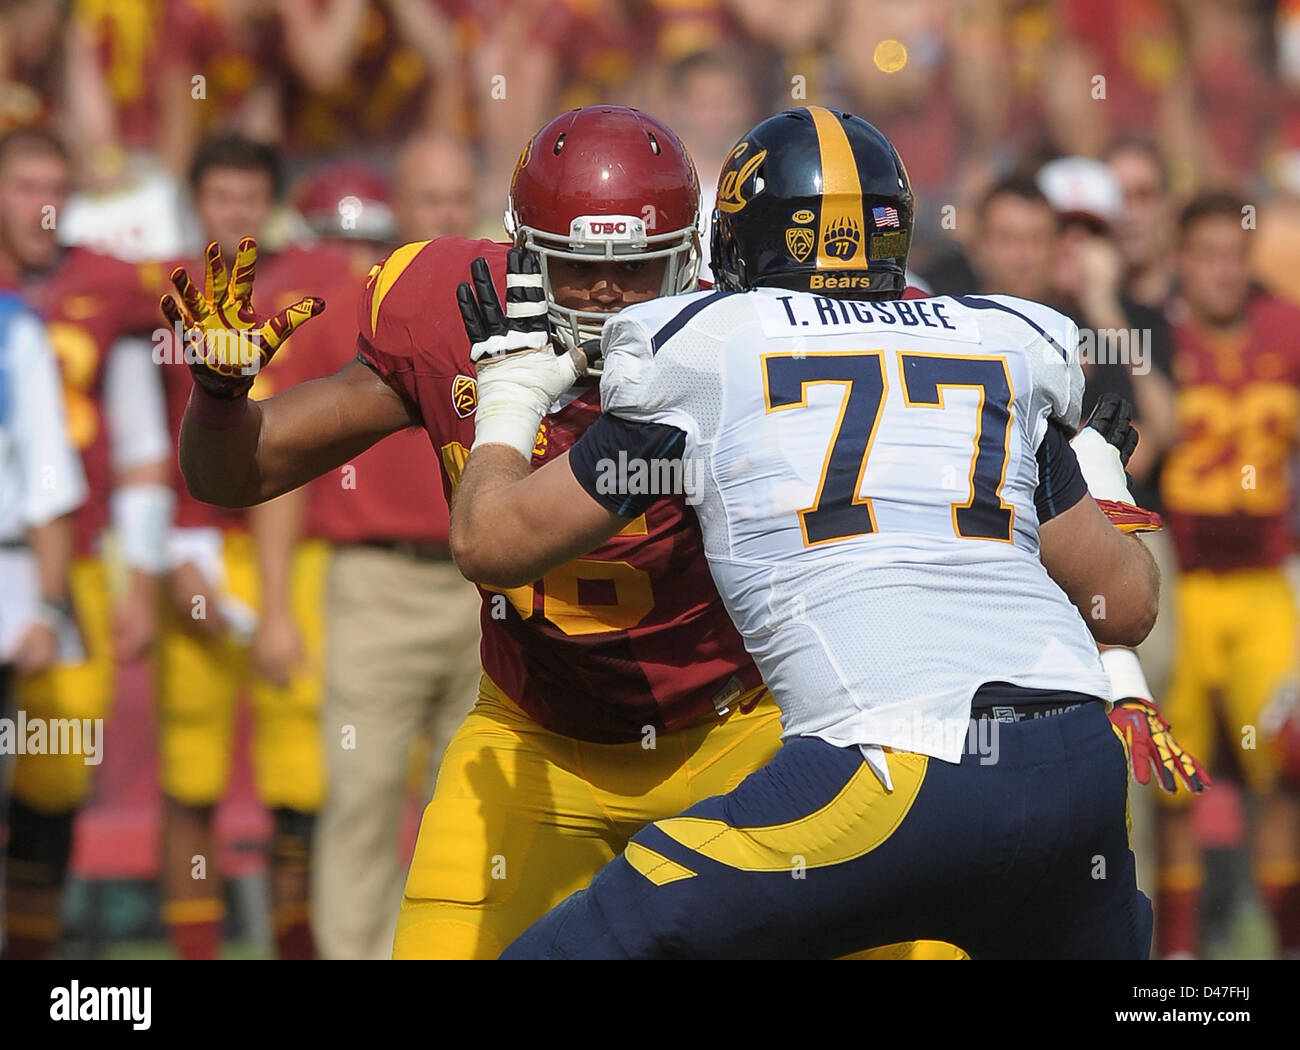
[273,259,483,960]
[315,539,480,959]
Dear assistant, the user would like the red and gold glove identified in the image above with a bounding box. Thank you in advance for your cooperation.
[160,237,324,399]
[1109,697,1211,794]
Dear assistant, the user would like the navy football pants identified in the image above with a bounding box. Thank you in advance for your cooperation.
[502,702,1152,959]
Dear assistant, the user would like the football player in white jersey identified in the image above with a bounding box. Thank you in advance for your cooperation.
[450,107,1202,958]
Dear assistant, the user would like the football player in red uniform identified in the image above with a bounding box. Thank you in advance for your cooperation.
[168,106,979,959]
[165,106,797,959]
[1155,191,1300,958]
[0,127,170,959]
[152,134,357,960]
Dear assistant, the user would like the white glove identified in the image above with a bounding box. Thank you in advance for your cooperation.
[473,348,584,458]
[457,248,586,458]
[1070,426,1135,504]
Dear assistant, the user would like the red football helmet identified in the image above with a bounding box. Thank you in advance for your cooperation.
[505,106,702,353]
[295,162,395,243]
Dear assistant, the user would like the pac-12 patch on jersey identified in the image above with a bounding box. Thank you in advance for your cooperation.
[451,374,477,417]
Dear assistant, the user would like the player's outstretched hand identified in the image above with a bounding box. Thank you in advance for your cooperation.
[1109,696,1211,795]
[161,238,324,399]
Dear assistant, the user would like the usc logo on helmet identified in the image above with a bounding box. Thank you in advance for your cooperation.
[716,144,767,214]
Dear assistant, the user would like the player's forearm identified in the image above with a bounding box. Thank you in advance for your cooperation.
[452,446,627,589]
[179,390,267,507]
[250,486,306,619]
[181,370,403,508]
[1069,534,1159,647]
[1039,496,1160,647]
[1090,533,1160,646]
[450,444,538,587]
[27,514,74,603]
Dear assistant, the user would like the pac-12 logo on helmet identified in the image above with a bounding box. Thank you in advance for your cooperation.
[504,106,702,361]
[710,106,913,300]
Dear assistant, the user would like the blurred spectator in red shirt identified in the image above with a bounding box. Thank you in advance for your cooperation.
[266,137,483,959]
[0,1,65,134]
[277,0,465,156]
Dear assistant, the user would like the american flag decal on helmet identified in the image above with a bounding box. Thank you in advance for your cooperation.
[872,205,900,228]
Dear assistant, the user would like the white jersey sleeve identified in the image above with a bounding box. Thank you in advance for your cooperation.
[954,294,1085,434]
[104,336,171,472]
[597,289,726,442]
[5,311,88,536]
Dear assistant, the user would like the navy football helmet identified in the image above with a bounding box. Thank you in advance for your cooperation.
[710,107,913,300]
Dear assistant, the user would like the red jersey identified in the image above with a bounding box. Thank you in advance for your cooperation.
[1160,293,1300,571]
[27,247,162,556]
[159,0,280,141]
[356,237,762,742]
[278,1,445,152]
[248,243,357,406]
[276,268,450,545]
[77,0,168,151]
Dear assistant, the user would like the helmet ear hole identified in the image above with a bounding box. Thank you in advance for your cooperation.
[553,133,566,155]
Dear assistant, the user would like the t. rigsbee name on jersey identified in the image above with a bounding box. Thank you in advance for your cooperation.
[594,450,704,506]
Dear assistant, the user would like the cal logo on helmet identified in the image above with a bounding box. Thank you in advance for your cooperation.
[716,143,767,214]
[710,107,913,300]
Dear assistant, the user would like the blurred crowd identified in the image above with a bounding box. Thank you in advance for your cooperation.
[0,0,1299,960]
[5,1,1300,261]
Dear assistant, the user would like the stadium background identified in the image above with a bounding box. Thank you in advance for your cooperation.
[1,0,1298,958]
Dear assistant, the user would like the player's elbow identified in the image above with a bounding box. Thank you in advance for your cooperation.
[178,454,254,509]
[1090,593,1157,647]
[1089,564,1159,647]
[450,530,533,591]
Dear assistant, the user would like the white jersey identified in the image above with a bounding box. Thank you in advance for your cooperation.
[598,287,1110,763]
[0,299,88,662]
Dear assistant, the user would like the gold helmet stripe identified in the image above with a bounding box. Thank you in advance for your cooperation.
[806,106,867,270]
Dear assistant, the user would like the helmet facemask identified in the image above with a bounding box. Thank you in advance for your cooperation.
[505,205,701,368]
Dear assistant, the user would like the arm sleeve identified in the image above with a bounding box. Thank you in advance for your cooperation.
[1034,419,1088,523]
[568,413,687,517]
[104,336,171,472]
[12,313,88,527]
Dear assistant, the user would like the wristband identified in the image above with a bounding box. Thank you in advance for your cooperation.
[471,350,581,459]
[111,483,175,574]
[187,383,250,430]
[1070,427,1134,503]
[1100,646,1152,705]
